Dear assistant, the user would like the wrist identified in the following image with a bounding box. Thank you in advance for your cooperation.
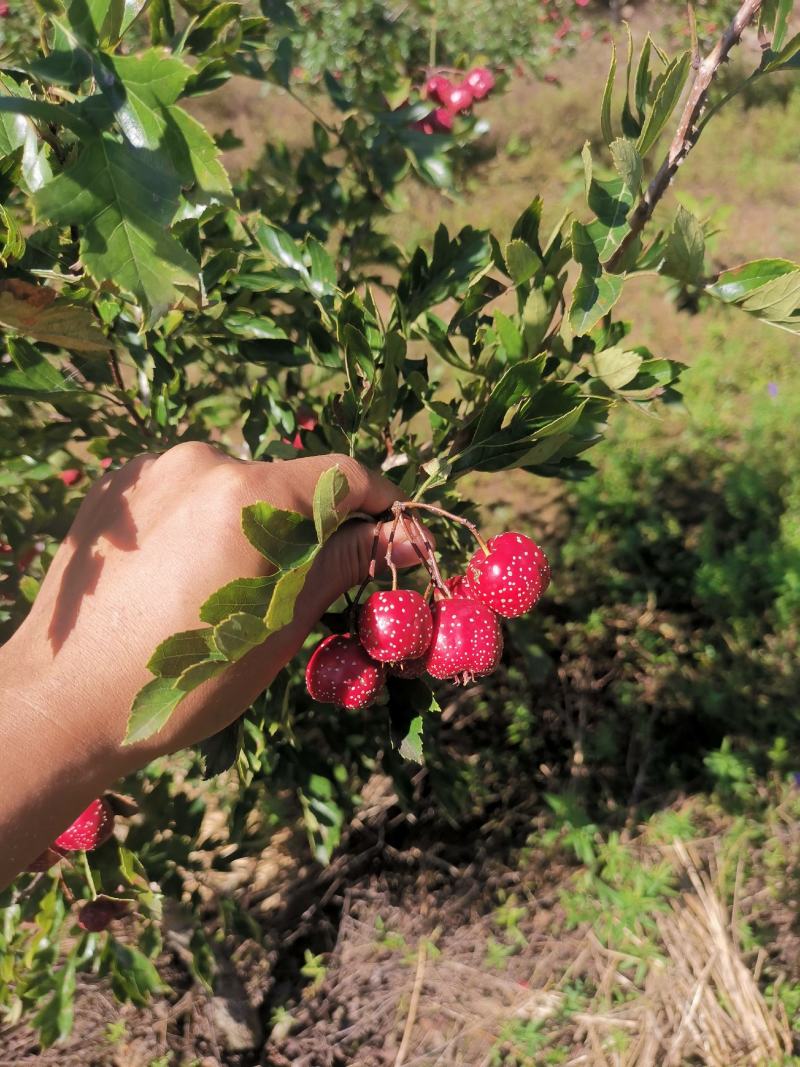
[0,627,128,792]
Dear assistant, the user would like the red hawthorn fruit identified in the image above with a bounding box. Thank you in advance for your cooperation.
[59,468,82,486]
[306,634,386,709]
[358,589,433,663]
[425,74,452,103]
[431,106,454,132]
[389,656,427,680]
[26,848,64,872]
[77,895,132,932]
[466,532,550,618]
[99,457,113,469]
[440,82,473,113]
[0,3,9,16]
[434,574,471,600]
[424,596,503,681]
[465,66,495,100]
[0,543,12,555]
[54,798,115,852]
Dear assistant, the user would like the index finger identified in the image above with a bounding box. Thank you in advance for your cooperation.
[246,453,407,518]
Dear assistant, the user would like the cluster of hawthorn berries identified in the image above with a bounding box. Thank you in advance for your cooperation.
[414,65,496,135]
[306,503,549,709]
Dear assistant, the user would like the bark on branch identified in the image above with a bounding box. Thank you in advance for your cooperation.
[607,0,764,273]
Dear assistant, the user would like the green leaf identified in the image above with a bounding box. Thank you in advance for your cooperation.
[240,501,317,569]
[147,627,221,677]
[0,282,110,352]
[761,30,800,72]
[312,465,349,543]
[569,221,625,335]
[705,258,800,332]
[586,346,643,390]
[123,677,185,745]
[634,35,653,123]
[709,267,800,332]
[199,575,277,625]
[510,196,543,253]
[534,399,590,438]
[637,51,691,158]
[706,258,799,302]
[34,134,199,322]
[199,719,242,778]
[0,96,92,139]
[494,310,524,361]
[0,337,82,397]
[162,106,233,202]
[266,557,316,630]
[773,0,792,51]
[0,204,25,266]
[63,0,126,46]
[33,955,76,1047]
[399,715,424,763]
[213,612,268,661]
[600,41,616,146]
[472,356,545,445]
[582,141,633,262]
[504,239,541,285]
[103,50,190,149]
[661,205,705,285]
[107,942,164,1002]
[521,288,553,355]
[175,658,228,692]
[0,77,52,193]
[609,138,642,195]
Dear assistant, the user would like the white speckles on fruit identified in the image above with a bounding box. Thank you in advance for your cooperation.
[306,634,386,709]
[358,590,433,663]
[466,532,550,618]
[424,597,503,681]
[54,798,115,852]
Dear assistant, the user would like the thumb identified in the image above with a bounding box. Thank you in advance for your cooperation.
[310,514,432,608]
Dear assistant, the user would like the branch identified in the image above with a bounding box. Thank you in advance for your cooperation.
[608,0,763,273]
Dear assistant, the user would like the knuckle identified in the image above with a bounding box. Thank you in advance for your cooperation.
[158,441,221,471]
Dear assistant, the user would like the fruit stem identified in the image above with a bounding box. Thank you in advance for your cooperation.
[350,519,383,615]
[385,511,402,591]
[398,509,450,597]
[397,501,489,554]
[81,851,97,900]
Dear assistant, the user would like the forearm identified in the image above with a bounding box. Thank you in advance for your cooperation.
[0,636,118,889]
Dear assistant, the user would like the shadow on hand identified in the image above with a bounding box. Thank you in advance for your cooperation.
[47,460,144,654]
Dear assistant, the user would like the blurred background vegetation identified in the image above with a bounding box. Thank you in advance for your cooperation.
[2,0,799,1064]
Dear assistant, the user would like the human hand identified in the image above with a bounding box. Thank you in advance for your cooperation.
[0,445,421,884]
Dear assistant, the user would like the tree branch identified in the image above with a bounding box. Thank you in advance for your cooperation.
[608,0,763,273]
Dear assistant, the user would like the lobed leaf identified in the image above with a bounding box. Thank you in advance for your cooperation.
[147,628,221,677]
[123,677,186,746]
[199,575,277,625]
[213,613,269,661]
[34,134,200,322]
[241,501,317,569]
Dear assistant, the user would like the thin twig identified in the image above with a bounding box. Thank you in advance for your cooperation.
[385,510,401,591]
[608,0,763,273]
[108,350,150,433]
[398,500,489,553]
[399,510,449,596]
[395,931,437,1067]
